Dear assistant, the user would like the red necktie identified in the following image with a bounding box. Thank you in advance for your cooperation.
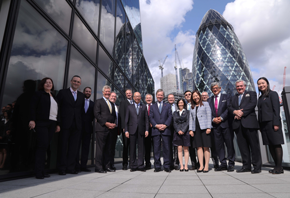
[148,104,150,116]
[214,95,218,116]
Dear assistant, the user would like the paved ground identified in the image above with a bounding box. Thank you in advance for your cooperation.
[1,161,290,198]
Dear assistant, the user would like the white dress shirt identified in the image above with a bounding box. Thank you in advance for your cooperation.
[70,87,77,100]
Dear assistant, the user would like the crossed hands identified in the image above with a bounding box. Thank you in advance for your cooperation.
[213,117,222,124]
[105,122,116,129]
[233,109,243,120]
[178,130,184,135]
[125,131,149,138]
[156,124,166,131]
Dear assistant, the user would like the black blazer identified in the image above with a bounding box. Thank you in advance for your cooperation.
[119,99,131,130]
[125,103,149,135]
[94,97,116,132]
[30,90,59,123]
[228,90,259,130]
[57,88,85,130]
[172,110,189,133]
[208,93,230,128]
[82,100,94,133]
[258,90,281,126]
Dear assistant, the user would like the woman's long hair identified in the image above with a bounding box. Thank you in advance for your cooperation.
[38,77,54,92]
[257,77,270,97]
[191,90,203,109]
[176,98,187,110]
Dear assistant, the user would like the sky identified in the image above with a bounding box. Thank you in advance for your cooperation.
[139,0,290,95]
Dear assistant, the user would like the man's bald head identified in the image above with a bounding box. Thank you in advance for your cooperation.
[133,92,141,104]
[201,92,209,101]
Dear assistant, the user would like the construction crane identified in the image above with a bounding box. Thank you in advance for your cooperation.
[272,85,276,91]
[174,44,182,92]
[283,66,287,88]
[159,55,168,78]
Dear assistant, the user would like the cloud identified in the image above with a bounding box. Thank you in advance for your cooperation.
[140,0,195,91]
[223,0,290,93]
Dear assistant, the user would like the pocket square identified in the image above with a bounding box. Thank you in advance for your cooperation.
[245,94,250,97]
[222,100,226,102]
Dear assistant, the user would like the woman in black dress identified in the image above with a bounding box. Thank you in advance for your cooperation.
[257,77,284,174]
[29,77,60,179]
[189,91,212,173]
[172,99,190,171]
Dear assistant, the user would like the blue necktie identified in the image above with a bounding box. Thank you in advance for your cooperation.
[85,100,88,113]
[159,102,162,113]
[238,94,242,106]
[136,104,139,115]
[73,91,77,101]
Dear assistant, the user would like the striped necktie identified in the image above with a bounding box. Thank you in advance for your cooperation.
[106,99,112,114]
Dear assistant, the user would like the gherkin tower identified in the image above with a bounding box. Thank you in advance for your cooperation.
[192,9,255,96]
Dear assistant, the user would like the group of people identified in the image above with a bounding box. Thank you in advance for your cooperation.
[0,75,284,179]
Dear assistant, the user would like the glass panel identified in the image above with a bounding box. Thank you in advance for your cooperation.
[73,14,97,61]
[0,0,67,175]
[0,0,11,53]
[34,0,71,34]
[96,72,111,99]
[99,0,115,55]
[98,46,114,78]
[114,67,124,92]
[68,47,95,94]
[76,0,100,36]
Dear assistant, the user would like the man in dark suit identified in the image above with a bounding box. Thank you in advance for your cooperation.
[119,89,133,170]
[208,83,235,172]
[167,93,179,170]
[76,87,94,172]
[149,89,172,172]
[57,75,85,175]
[228,80,262,173]
[184,90,198,170]
[125,92,149,172]
[94,85,116,173]
[108,91,120,171]
[144,93,153,169]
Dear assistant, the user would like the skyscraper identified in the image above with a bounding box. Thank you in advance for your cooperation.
[161,73,177,95]
[192,9,255,96]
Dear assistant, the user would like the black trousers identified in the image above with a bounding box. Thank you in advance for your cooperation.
[213,126,235,167]
[153,134,172,169]
[58,122,81,172]
[95,130,112,170]
[122,131,130,167]
[76,130,92,170]
[110,128,118,167]
[129,132,145,169]
[210,131,219,166]
[235,125,262,170]
[35,120,56,176]
[144,127,152,166]
[189,138,198,167]
[170,132,179,167]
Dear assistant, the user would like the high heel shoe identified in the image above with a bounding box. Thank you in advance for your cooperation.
[203,169,209,173]
[197,168,204,173]
[185,169,189,172]
[180,169,184,172]
[272,168,284,174]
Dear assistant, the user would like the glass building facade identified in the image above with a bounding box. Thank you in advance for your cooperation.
[192,9,255,97]
[0,0,153,180]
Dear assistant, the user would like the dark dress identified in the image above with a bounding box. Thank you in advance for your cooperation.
[191,107,211,148]
[258,91,284,145]
[172,110,190,147]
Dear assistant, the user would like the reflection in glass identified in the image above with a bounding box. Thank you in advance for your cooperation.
[98,46,114,78]
[76,0,100,36]
[34,0,71,34]
[96,72,111,99]
[0,0,11,53]
[114,67,124,92]
[68,47,95,93]
[73,14,97,61]
[0,0,67,174]
[99,0,115,55]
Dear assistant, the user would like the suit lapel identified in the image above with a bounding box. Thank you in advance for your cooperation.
[240,91,247,106]
[66,88,75,104]
[217,94,223,114]
[102,98,110,113]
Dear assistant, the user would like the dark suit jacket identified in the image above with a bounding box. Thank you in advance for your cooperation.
[119,99,130,130]
[125,104,149,135]
[172,110,189,133]
[30,90,60,123]
[149,102,172,136]
[257,90,281,126]
[228,91,259,130]
[208,93,230,128]
[82,100,94,133]
[57,88,84,130]
[94,97,116,132]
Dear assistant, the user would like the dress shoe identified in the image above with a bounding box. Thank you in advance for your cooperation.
[251,169,261,174]
[110,166,116,171]
[197,168,204,173]
[95,169,106,173]
[190,166,196,170]
[35,176,44,179]
[145,166,152,170]
[227,166,235,172]
[180,168,184,172]
[215,166,227,171]
[58,171,66,175]
[122,166,128,170]
[67,170,78,174]
[214,164,219,169]
[272,168,284,174]
[130,168,137,172]
[81,168,91,172]
[106,168,116,172]
[164,168,171,173]
[43,174,50,178]
[137,167,146,172]
[185,169,189,172]
[203,169,209,173]
[236,168,251,173]
[154,168,162,172]
[174,166,179,170]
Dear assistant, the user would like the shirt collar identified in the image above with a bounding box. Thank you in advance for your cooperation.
[215,92,221,98]
[70,87,77,93]
[103,96,109,101]
[177,109,185,113]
